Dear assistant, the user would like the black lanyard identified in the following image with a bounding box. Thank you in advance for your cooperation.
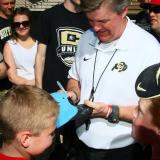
[85,46,118,130]
[89,47,118,102]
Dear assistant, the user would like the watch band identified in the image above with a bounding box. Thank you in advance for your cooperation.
[108,105,119,123]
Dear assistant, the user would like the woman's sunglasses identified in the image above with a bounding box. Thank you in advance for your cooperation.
[149,6,160,13]
[12,20,30,29]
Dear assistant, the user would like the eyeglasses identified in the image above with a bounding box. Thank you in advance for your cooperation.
[149,6,160,13]
[12,20,30,29]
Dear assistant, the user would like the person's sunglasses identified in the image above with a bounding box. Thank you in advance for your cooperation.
[149,6,160,13]
[12,20,30,29]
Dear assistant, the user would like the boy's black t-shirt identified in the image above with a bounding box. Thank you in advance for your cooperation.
[35,4,90,93]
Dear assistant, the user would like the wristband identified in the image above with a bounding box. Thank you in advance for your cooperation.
[108,105,119,123]
[105,105,112,118]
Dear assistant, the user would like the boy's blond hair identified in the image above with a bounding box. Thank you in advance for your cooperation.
[0,85,58,144]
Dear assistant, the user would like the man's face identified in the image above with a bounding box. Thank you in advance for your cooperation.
[148,5,160,34]
[86,3,128,43]
[0,0,15,19]
[13,14,30,37]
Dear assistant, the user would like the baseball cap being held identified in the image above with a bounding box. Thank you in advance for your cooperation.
[51,92,93,128]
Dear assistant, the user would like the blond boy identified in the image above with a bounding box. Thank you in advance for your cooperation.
[0,85,58,160]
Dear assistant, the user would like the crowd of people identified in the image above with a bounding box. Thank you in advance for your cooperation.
[0,0,160,160]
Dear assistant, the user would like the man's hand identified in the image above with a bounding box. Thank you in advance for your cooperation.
[67,90,79,104]
[67,79,81,104]
[84,100,112,118]
[56,89,79,105]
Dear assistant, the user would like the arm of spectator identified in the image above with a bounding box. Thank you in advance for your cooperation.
[84,100,135,122]
[0,52,7,79]
[3,43,35,85]
[67,78,81,104]
[0,62,7,80]
[119,105,135,122]
[35,43,47,89]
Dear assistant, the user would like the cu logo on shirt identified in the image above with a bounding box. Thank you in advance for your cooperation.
[112,62,127,72]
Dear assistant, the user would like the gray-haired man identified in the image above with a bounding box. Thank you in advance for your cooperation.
[67,0,160,159]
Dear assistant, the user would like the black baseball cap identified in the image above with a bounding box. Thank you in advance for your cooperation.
[135,63,160,99]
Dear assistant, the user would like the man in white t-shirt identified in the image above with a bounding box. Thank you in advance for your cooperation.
[67,0,160,160]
